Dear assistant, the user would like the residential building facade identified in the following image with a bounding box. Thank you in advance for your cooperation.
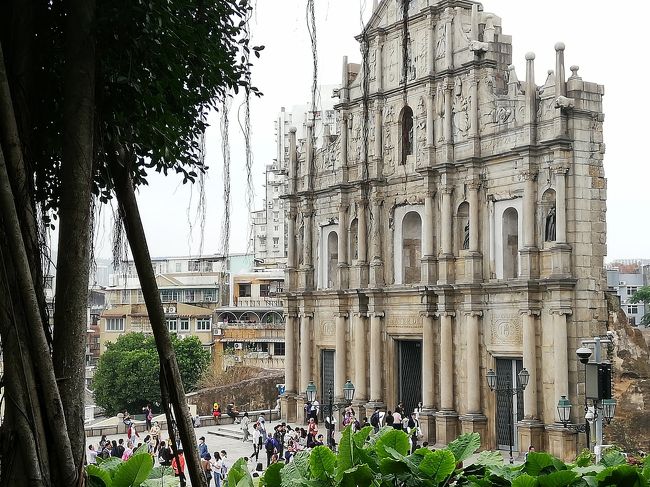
[606,262,649,326]
[281,0,608,462]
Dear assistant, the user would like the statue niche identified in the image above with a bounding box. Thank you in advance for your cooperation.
[545,206,556,242]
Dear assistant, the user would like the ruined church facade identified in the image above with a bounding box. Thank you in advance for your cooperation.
[281,0,607,461]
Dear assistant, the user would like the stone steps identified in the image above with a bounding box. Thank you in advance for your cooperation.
[208,427,252,442]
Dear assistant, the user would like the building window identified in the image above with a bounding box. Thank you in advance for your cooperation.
[179,318,190,332]
[274,342,286,356]
[44,275,54,289]
[203,288,217,302]
[167,318,177,332]
[161,289,179,302]
[105,318,125,332]
[260,284,270,297]
[502,207,519,279]
[175,262,182,272]
[273,237,279,248]
[402,211,422,284]
[189,260,200,272]
[327,231,339,288]
[239,284,252,297]
[627,287,638,296]
[628,305,638,314]
[196,318,212,332]
[185,289,195,302]
[273,211,279,221]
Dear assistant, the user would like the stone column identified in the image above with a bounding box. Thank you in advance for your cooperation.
[376,40,384,93]
[358,200,368,263]
[426,92,435,149]
[443,82,453,146]
[303,210,313,267]
[522,170,536,248]
[341,56,349,102]
[422,313,435,409]
[521,310,539,419]
[289,127,297,193]
[468,73,479,156]
[335,313,347,400]
[354,313,368,402]
[282,313,298,422]
[427,17,435,76]
[438,185,454,285]
[287,210,296,268]
[368,312,384,405]
[436,311,458,445]
[552,309,570,409]
[369,198,384,287]
[299,313,312,393]
[422,192,436,284]
[439,312,455,411]
[524,52,537,145]
[554,166,567,244]
[340,114,349,183]
[338,205,349,288]
[444,10,453,70]
[374,106,382,160]
[465,311,482,414]
[468,182,480,252]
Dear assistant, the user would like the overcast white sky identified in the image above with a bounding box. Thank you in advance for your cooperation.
[92,0,650,262]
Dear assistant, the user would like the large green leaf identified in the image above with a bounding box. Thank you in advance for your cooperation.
[536,470,577,487]
[98,457,123,475]
[140,476,180,487]
[418,449,456,485]
[595,465,648,487]
[353,426,373,448]
[87,464,113,487]
[228,457,254,487]
[522,452,564,476]
[147,466,176,479]
[111,450,153,487]
[375,429,410,459]
[643,455,650,481]
[379,457,410,475]
[475,450,505,467]
[446,432,481,463]
[574,449,594,468]
[337,426,356,471]
[261,462,284,487]
[599,450,626,467]
[309,445,337,480]
[512,474,538,487]
[281,451,311,487]
[339,464,376,487]
[571,465,604,476]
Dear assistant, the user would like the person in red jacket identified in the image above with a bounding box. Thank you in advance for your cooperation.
[171,448,187,486]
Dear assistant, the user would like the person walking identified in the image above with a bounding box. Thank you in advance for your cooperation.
[171,448,187,487]
[210,451,223,487]
[264,433,277,467]
[198,436,209,459]
[240,412,251,442]
[143,404,153,431]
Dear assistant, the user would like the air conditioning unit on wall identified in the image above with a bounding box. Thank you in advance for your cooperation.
[233,343,243,350]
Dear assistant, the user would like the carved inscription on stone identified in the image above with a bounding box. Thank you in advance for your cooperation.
[386,314,422,331]
[490,314,522,346]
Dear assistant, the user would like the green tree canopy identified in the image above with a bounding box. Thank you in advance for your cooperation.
[93,332,210,415]
[630,286,650,326]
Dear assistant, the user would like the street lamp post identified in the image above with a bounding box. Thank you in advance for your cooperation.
[306,379,355,451]
[486,367,530,464]
[564,337,617,461]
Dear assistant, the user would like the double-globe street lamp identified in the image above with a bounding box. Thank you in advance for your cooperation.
[556,340,616,460]
[486,367,530,465]
[306,379,355,451]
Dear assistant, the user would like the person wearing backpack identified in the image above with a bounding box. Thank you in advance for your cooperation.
[158,441,172,467]
[264,433,277,467]
[370,408,381,433]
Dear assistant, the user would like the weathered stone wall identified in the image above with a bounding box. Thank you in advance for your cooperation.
[605,292,650,453]
[187,370,284,415]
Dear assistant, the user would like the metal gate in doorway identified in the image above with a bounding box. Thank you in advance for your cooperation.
[321,349,335,420]
[495,358,524,450]
[398,340,422,415]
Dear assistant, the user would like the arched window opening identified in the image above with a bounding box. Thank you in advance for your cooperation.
[400,106,414,165]
[402,211,422,284]
[327,231,339,288]
[502,208,519,279]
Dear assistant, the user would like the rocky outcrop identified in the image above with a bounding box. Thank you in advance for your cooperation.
[605,292,650,453]
[187,369,284,415]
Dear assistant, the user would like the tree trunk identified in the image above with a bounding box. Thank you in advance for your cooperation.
[52,0,96,472]
[0,231,49,486]
[0,131,77,486]
[112,162,207,487]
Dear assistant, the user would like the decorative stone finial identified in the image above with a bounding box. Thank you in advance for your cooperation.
[289,126,297,134]
[570,65,580,78]
[554,42,565,52]
[525,52,535,61]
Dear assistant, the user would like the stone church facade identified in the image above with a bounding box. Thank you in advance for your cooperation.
[281,0,607,461]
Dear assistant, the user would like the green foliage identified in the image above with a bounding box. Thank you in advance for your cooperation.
[228,457,255,487]
[215,429,650,487]
[599,449,627,467]
[86,449,156,487]
[447,432,481,463]
[574,449,594,468]
[630,286,650,325]
[93,332,210,414]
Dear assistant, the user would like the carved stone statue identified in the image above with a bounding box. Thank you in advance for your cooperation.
[545,207,556,242]
[463,221,470,250]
